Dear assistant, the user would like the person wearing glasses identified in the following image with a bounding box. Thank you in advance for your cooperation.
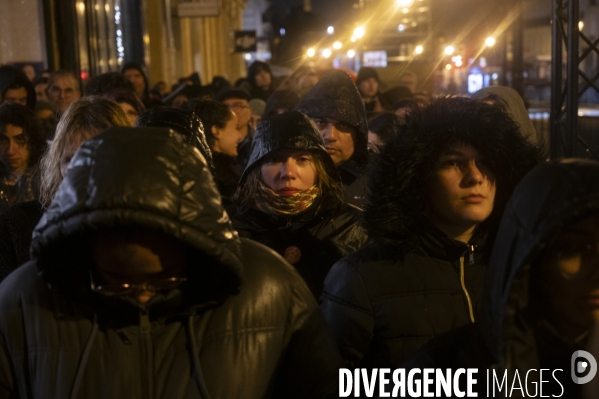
[401,159,599,398]
[0,127,341,398]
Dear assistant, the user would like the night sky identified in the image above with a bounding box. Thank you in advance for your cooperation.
[272,0,514,48]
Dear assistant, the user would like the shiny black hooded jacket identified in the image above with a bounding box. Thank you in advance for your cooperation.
[233,111,368,299]
[295,70,369,207]
[0,127,341,398]
[403,159,599,398]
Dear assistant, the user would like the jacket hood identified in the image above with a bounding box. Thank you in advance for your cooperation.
[121,62,150,100]
[239,111,339,184]
[135,107,215,176]
[247,61,272,88]
[31,127,242,304]
[481,159,599,362]
[471,86,538,145]
[295,70,368,165]
[362,97,541,251]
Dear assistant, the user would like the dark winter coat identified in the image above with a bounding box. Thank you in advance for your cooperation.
[0,200,43,281]
[234,111,369,299]
[320,98,542,369]
[0,127,341,399]
[295,70,369,207]
[404,159,599,398]
[212,151,239,198]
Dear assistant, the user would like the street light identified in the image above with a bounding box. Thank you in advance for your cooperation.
[445,64,452,70]
[327,26,334,34]
[347,49,356,58]
[307,48,316,57]
[396,0,414,7]
[415,45,423,54]
[579,21,584,31]
[322,48,332,58]
[354,27,365,39]
[485,36,496,47]
[351,36,357,42]
[333,41,342,50]
[444,46,455,55]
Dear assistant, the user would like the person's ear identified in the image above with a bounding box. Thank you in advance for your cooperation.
[211,125,220,138]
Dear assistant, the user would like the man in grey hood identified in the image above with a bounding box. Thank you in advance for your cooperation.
[0,127,341,398]
[296,69,369,208]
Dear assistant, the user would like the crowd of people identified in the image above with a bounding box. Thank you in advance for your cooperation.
[0,58,596,398]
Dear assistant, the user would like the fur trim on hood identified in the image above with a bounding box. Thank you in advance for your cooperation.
[362,97,543,251]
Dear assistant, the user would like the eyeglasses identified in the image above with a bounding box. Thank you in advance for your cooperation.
[89,270,187,297]
[554,242,599,280]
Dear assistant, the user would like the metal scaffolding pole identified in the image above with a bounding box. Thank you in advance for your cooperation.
[551,0,599,158]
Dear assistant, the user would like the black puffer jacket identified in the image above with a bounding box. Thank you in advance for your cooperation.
[233,111,368,299]
[0,127,341,399]
[405,159,599,398]
[321,98,542,368]
[296,70,369,207]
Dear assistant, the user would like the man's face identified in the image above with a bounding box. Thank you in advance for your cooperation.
[358,78,379,98]
[124,69,146,97]
[313,118,356,165]
[222,98,251,130]
[92,229,188,305]
[254,69,272,89]
[0,124,30,175]
[48,76,81,112]
[3,87,28,106]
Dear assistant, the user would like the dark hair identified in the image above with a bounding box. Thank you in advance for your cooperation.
[0,65,36,109]
[185,99,233,148]
[368,112,403,145]
[363,96,543,251]
[247,61,272,88]
[0,103,46,172]
[103,88,146,116]
[86,72,135,96]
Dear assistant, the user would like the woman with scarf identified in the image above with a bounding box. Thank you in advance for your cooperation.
[232,111,368,299]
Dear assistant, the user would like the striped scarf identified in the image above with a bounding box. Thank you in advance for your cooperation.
[254,182,319,216]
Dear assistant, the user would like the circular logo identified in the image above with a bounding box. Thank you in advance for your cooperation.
[284,246,302,264]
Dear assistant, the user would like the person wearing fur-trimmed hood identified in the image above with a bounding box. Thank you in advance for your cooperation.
[320,97,543,369]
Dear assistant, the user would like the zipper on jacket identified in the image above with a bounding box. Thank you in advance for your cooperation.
[139,309,154,398]
[469,244,475,265]
[460,256,476,323]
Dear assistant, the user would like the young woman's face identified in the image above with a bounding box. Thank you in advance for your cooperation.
[260,148,316,196]
[425,143,496,230]
[542,214,599,338]
[212,112,240,157]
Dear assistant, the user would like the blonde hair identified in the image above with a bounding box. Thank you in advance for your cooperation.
[39,97,131,206]
[233,151,345,214]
